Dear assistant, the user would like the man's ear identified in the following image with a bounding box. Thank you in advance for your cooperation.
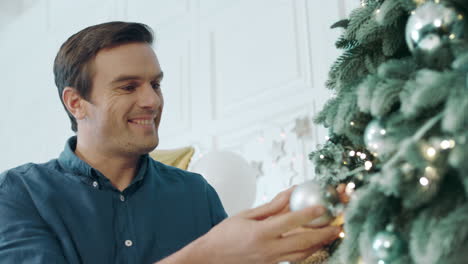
[62,87,87,120]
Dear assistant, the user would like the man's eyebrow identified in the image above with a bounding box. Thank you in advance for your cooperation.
[110,71,164,84]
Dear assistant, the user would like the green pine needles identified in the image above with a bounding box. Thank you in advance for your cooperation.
[309,0,468,263]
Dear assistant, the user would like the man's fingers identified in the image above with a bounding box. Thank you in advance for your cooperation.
[239,186,296,220]
[276,246,322,263]
[262,205,329,236]
[276,226,340,253]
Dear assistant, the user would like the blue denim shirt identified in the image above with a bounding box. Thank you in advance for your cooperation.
[0,137,228,263]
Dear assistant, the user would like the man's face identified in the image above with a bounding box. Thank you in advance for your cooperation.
[81,42,164,156]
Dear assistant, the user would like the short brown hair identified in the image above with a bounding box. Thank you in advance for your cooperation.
[53,21,154,132]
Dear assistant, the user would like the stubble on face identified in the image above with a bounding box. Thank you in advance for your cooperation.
[80,43,164,158]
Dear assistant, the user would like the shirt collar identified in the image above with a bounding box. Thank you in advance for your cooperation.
[58,136,150,189]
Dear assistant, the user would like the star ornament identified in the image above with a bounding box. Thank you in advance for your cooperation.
[271,140,286,162]
[292,117,312,139]
[250,161,264,179]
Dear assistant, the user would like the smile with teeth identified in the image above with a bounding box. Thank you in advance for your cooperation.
[129,119,155,126]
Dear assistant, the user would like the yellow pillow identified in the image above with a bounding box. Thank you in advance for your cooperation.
[149,147,195,170]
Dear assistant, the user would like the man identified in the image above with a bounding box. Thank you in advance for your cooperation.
[0,22,340,263]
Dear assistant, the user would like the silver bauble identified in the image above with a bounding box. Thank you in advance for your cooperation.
[405,2,465,54]
[372,230,404,262]
[289,180,339,227]
[364,119,388,157]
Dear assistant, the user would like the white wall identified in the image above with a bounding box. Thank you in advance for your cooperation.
[0,0,359,208]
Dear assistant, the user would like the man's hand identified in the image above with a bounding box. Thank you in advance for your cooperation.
[162,186,341,264]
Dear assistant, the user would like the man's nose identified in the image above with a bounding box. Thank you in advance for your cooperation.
[138,83,162,109]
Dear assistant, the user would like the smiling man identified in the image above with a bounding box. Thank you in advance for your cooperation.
[0,22,340,264]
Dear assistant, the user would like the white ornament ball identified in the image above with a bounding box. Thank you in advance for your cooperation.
[190,151,257,215]
[405,2,465,54]
[364,119,388,157]
[289,180,340,227]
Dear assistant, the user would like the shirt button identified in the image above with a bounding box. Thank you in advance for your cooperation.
[120,195,125,202]
[92,181,99,188]
[124,240,133,247]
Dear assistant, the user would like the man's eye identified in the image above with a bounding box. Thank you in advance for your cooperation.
[122,85,136,91]
[151,82,161,90]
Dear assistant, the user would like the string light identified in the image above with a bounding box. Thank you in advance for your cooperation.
[425,147,437,158]
[349,150,356,157]
[320,155,325,159]
[339,231,346,238]
[345,182,356,195]
[440,139,456,149]
[360,153,367,160]
[419,177,429,186]
[365,161,373,170]
[350,121,355,126]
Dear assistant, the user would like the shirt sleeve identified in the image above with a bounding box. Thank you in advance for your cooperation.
[205,183,228,226]
[0,171,68,263]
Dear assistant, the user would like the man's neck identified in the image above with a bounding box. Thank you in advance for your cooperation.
[74,138,140,192]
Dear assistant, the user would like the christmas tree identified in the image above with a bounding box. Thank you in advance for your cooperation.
[297,0,468,263]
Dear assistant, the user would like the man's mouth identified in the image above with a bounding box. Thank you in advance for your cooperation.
[129,119,154,125]
[128,117,157,127]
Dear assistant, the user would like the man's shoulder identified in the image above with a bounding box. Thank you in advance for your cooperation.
[148,158,207,185]
[0,160,60,190]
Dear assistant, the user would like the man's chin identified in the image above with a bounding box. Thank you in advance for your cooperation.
[138,137,159,154]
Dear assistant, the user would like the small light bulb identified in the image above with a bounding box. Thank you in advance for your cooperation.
[449,139,456,148]
[320,155,325,159]
[376,9,381,14]
[339,231,346,238]
[379,129,386,135]
[419,176,429,186]
[349,150,356,157]
[345,182,356,195]
[440,140,451,149]
[434,19,442,27]
[365,161,373,170]
[360,153,367,159]
[350,121,355,126]
[356,152,362,156]
[426,147,437,158]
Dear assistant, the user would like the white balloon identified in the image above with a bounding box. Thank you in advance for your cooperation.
[190,151,257,216]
